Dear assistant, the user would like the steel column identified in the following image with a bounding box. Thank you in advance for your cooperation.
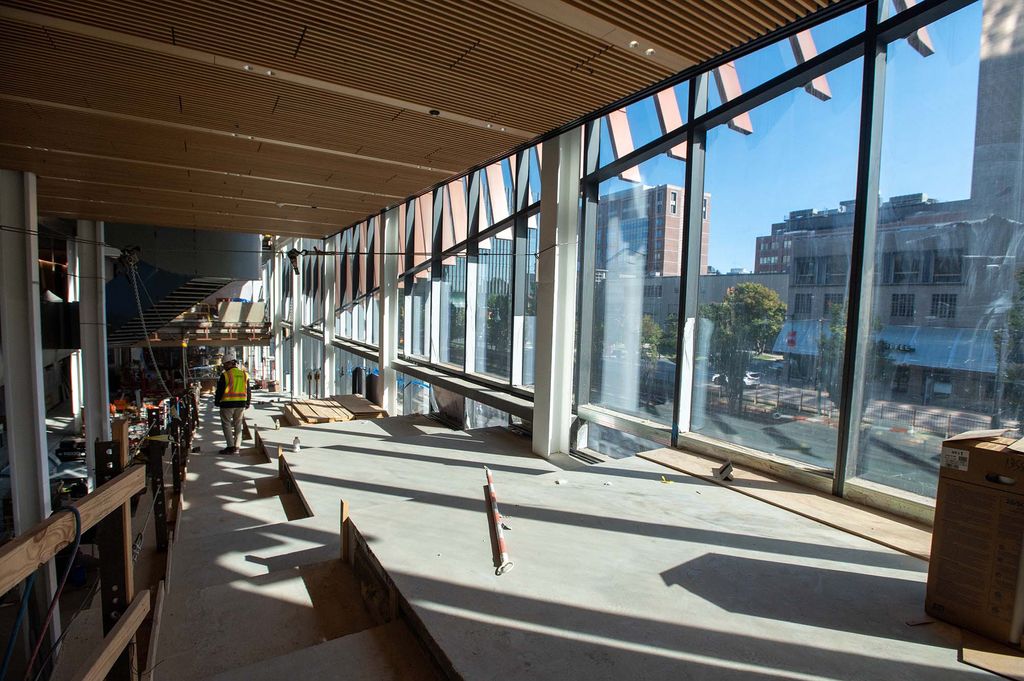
[673,73,710,444]
[322,234,337,397]
[834,2,887,496]
[78,219,111,484]
[0,169,61,654]
[379,208,400,414]
[532,130,582,457]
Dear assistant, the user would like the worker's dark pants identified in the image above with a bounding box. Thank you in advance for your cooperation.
[220,406,245,449]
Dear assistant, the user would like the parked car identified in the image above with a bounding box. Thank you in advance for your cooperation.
[743,371,762,387]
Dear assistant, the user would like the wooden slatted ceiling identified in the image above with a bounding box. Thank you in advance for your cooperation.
[0,0,836,237]
[562,0,834,61]
[3,0,669,133]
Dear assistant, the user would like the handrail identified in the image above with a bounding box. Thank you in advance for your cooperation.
[0,465,146,597]
[68,591,150,681]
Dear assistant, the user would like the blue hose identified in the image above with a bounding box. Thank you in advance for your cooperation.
[0,572,37,681]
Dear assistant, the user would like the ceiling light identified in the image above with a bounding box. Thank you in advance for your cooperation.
[628,40,639,49]
[428,109,440,117]
[485,123,492,129]
[231,133,238,137]
[644,48,656,56]
[500,127,506,132]
[243,64,253,71]
[265,69,274,76]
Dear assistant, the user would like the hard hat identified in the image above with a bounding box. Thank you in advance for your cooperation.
[223,351,237,363]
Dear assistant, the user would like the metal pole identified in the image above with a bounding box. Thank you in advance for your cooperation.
[0,169,61,657]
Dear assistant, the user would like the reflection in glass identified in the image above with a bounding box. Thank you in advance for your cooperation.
[475,227,513,378]
[691,58,863,469]
[408,269,431,359]
[440,253,467,367]
[850,3,1001,498]
[586,153,686,424]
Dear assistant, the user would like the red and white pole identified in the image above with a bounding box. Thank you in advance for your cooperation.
[485,466,514,575]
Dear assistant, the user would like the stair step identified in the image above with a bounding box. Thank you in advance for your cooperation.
[199,621,441,681]
[170,517,338,591]
[157,560,376,681]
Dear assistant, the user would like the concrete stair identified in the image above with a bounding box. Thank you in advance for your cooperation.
[152,402,441,681]
[203,621,441,681]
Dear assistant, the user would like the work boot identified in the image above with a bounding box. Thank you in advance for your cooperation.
[218,447,233,454]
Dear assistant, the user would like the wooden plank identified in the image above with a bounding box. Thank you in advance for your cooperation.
[340,499,350,563]
[141,582,167,681]
[68,591,150,681]
[639,448,932,561]
[960,629,1024,680]
[0,465,146,597]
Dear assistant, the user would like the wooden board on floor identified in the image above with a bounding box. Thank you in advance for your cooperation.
[640,447,932,561]
[331,394,388,419]
[278,406,302,428]
[960,630,1024,680]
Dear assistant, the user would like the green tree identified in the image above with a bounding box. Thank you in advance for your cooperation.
[659,313,679,360]
[701,283,786,413]
[998,268,1024,428]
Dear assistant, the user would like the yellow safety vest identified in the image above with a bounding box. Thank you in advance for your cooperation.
[222,367,248,402]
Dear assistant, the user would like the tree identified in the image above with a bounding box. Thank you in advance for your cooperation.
[700,283,786,413]
[998,268,1024,429]
[659,313,679,360]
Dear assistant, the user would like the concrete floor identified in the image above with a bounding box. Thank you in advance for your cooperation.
[152,396,442,681]
[253,401,997,681]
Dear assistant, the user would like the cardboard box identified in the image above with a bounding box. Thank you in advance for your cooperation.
[926,429,1024,647]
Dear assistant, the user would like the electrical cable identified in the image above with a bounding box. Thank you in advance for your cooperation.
[0,573,37,681]
[26,578,100,681]
[22,506,82,681]
[123,254,174,401]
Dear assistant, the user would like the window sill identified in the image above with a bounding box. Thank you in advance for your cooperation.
[577,404,672,447]
[393,358,533,420]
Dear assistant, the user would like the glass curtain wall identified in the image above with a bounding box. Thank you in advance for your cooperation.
[303,0,1020,508]
[574,0,1017,505]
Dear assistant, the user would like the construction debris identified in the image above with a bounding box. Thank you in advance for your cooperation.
[279,394,388,427]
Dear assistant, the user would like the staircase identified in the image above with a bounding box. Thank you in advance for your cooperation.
[106,269,231,346]
[151,401,441,681]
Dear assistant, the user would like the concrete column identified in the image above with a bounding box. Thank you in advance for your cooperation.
[379,208,400,414]
[77,220,111,484]
[290,239,302,398]
[0,169,61,646]
[66,239,84,431]
[270,241,283,388]
[322,236,337,397]
[532,130,582,458]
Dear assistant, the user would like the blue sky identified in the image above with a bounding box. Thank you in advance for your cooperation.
[597,2,983,273]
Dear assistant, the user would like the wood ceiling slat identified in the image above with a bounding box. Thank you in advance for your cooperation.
[2,0,835,237]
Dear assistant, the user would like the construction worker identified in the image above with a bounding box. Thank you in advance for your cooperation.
[214,351,251,454]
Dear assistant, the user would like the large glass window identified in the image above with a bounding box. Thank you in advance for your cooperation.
[475,227,514,378]
[690,57,863,470]
[583,152,686,424]
[440,253,467,367]
[518,212,539,388]
[406,269,431,359]
[849,2,993,498]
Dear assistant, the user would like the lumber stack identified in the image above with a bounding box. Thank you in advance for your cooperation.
[279,394,388,427]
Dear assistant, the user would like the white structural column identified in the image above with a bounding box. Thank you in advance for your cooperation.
[66,239,84,430]
[532,130,582,458]
[77,219,111,483]
[378,207,400,414]
[322,236,337,397]
[290,239,302,398]
[0,169,61,644]
[270,240,283,388]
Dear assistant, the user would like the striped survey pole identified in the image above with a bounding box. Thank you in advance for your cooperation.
[484,466,514,575]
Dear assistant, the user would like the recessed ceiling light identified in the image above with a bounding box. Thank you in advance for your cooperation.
[243,64,253,71]
[485,123,492,129]
[500,127,506,132]
[265,69,274,76]
[428,109,440,116]
[231,133,238,137]
[644,48,656,56]
[628,40,639,49]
